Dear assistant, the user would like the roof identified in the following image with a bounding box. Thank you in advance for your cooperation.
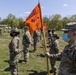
[0,24,8,27]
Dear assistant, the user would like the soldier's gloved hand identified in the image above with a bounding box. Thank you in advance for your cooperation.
[45,52,54,59]
[45,52,51,58]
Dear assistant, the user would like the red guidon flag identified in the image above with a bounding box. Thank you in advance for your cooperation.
[24,3,43,35]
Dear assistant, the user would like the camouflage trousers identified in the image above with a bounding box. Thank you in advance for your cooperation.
[23,45,29,62]
[50,59,57,73]
[33,38,38,50]
[10,62,19,75]
[10,53,21,75]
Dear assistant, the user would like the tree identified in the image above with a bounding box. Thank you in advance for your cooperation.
[7,13,19,27]
[70,14,76,22]
[50,14,62,30]
[18,18,24,29]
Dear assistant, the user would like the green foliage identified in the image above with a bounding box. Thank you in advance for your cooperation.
[43,14,76,31]
[6,14,19,27]
[0,14,25,29]
[18,18,25,29]
[1,13,76,30]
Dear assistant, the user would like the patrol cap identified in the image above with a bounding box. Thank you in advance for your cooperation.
[53,34,59,39]
[24,26,28,30]
[62,22,76,31]
[52,28,56,31]
[48,29,51,32]
[10,28,20,34]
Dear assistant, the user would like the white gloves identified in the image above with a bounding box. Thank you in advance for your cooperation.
[45,52,51,57]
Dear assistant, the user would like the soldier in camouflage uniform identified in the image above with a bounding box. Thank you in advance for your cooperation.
[47,29,52,46]
[45,22,76,75]
[47,28,57,47]
[49,34,59,75]
[33,30,41,52]
[22,26,32,63]
[0,28,2,35]
[51,28,57,42]
[9,28,21,75]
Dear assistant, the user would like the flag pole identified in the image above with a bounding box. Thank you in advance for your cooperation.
[38,0,40,3]
[42,27,50,75]
[38,2,50,75]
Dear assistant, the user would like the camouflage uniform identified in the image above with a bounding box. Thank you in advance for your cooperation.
[58,22,76,75]
[49,34,59,75]
[22,26,32,62]
[48,28,57,46]
[0,28,2,35]
[58,42,76,75]
[45,22,76,75]
[9,28,21,75]
[47,29,52,46]
[33,30,40,51]
[51,28,57,43]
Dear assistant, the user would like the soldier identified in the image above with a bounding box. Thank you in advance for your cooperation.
[9,28,21,75]
[47,28,57,47]
[33,30,41,52]
[49,34,59,75]
[45,22,76,75]
[0,28,2,35]
[47,29,52,46]
[22,26,32,63]
[51,28,56,34]
[51,28,57,42]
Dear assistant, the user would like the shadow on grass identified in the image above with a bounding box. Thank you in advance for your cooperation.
[4,60,24,72]
[29,50,35,53]
[18,60,24,63]
[4,60,9,63]
[37,53,45,58]
[4,60,10,71]
[4,60,24,63]
[4,67,10,71]
[27,70,47,75]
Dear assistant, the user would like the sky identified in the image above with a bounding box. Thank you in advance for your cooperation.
[0,0,76,19]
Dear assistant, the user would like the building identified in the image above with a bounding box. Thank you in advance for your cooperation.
[0,24,8,28]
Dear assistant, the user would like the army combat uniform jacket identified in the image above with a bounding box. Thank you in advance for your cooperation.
[9,36,21,64]
[55,40,76,75]
[9,36,21,75]
[50,40,59,54]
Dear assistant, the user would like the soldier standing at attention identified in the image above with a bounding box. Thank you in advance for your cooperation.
[33,30,40,52]
[49,34,59,75]
[0,28,2,35]
[45,22,76,75]
[47,29,52,47]
[22,26,32,63]
[9,28,21,75]
[51,28,57,43]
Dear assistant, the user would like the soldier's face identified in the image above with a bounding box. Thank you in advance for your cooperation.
[67,31,75,41]
[24,29,27,32]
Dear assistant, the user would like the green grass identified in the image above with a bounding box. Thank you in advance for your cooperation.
[0,31,67,75]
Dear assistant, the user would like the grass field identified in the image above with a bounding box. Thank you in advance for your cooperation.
[0,31,67,75]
